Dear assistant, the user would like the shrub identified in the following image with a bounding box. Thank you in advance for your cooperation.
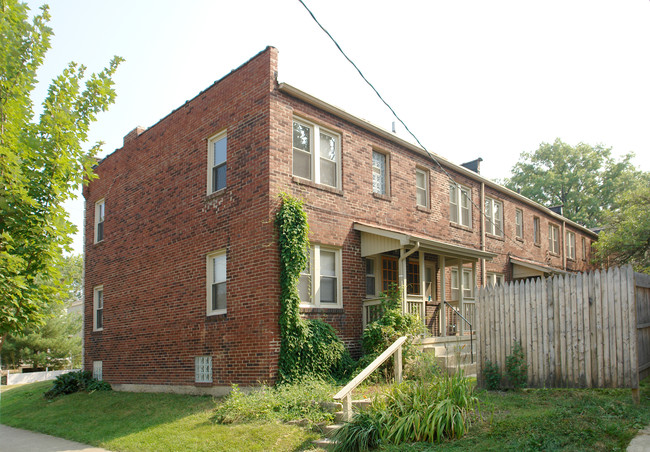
[505,340,527,389]
[213,379,336,425]
[483,359,502,390]
[405,350,441,382]
[332,410,382,452]
[44,370,111,399]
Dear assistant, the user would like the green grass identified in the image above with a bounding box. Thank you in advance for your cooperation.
[0,381,320,451]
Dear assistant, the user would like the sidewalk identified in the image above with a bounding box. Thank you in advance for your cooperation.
[0,425,110,452]
[628,425,650,452]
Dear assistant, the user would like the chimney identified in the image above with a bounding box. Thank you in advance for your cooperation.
[461,157,483,174]
[549,205,564,216]
[123,126,146,146]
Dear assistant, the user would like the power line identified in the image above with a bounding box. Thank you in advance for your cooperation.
[296,0,530,255]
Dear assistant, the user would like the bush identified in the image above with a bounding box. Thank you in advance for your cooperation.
[483,359,502,390]
[505,340,527,389]
[332,410,382,452]
[44,370,111,399]
[213,379,336,425]
[405,350,441,382]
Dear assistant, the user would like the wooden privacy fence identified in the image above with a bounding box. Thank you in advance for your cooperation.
[477,265,650,390]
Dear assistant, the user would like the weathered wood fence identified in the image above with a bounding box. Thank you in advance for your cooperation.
[477,265,650,389]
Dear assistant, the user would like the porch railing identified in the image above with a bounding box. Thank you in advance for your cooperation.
[444,301,474,363]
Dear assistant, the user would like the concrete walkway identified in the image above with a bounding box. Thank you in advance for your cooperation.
[628,425,650,452]
[0,425,110,452]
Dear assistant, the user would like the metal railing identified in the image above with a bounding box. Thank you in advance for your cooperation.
[444,301,474,363]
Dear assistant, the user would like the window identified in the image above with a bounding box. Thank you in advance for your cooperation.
[515,208,523,239]
[372,151,389,195]
[93,361,103,380]
[407,259,420,295]
[486,272,505,288]
[208,131,227,193]
[292,119,340,188]
[581,237,587,261]
[299,245,342,308]
[93,286,103,331]
[365,258,376,297]
[382,256,398,292]
[549,224,560,254]
[450,184,471,227]
[207,251,227,315]
[415,168,428,208]
[533,216,541,245]
[485,197,503,237]
[195,356,212,383]
[94,199,105,243]
[451,268,474,300]
[566,231,576,260]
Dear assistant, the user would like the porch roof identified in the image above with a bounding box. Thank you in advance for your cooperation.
[353,222,496,262]
[510,255,568,279]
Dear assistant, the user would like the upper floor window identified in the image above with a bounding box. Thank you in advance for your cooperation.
[94,199,105,243]
[372,150,389,195]
[486,272,505,288]
[549,224,560,254]
[93,285,104,331]
[450,184,471,228]
[292,119,340,188]
[208,131,227,193]
[515,208,523,239]
[299,245,342,308]
[581,237,587,261]
[485,197,504,237]
[415,168,429,208]
[207,251,227,315]
[566,231,576,260]
[533,216,541,245]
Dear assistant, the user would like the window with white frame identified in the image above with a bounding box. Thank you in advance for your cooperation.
[292,118,340,188]
[365,258,376,297]
[549,224,560,254]
[515,208,523,239]
[449,184,471,227]
[372,150,389,195]
[207,251,227,315]
[95,199,105,243]
[415,168,428,208]
[195,356,212,383]
[486,272,505,288]
[208,131,227,193]
[299,245,342,308]
[93,361,103,380]
[485,197,503,237]
[93,286,103,331]
[533,216,541,245]
[451,268,474,300]
[566,230,576,260]
[581,237,587,261]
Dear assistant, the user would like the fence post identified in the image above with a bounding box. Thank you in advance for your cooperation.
[394,346,403,384]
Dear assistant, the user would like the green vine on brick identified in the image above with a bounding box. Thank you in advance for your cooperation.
[275,194,350,383]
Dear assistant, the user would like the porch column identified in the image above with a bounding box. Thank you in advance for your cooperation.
[399,248,407,314]
[440,255,446,337]
[458,260,464,336]
[419,251,425,323]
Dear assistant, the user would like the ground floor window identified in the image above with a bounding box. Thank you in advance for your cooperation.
[299,245,342,308]
[382,256,398,292]
[195,356,212,383]
[486,272,505,288]
[93,361,103,380]
[451,268,474,300]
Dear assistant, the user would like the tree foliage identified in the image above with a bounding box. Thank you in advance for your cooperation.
[504,138,644,228]
[0,1,122,350]
[594,184,650,274]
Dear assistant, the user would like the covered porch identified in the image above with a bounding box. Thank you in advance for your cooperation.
[355,223,496,341]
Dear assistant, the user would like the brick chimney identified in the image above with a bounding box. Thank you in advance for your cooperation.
[123,126,146,146]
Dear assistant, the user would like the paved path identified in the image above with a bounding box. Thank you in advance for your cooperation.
[0,425,110,452]
[628,425,650,452]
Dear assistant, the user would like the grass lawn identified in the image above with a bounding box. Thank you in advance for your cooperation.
[1,378,649,452]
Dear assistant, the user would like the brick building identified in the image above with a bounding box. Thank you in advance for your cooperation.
[83,47,597,394]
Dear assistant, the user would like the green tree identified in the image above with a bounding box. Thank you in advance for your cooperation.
[504,139,644,228]
[0,1,122,353]
[593,184,650,274]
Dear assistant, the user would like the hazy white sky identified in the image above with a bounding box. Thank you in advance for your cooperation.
[24,0,650,255]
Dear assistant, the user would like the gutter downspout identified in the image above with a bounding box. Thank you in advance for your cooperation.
[562,220,567,270]
[480,182,486,285]
[399,242,420,314]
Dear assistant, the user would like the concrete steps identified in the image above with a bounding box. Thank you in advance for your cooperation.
[313,399,371,449]
[418,337,477,377]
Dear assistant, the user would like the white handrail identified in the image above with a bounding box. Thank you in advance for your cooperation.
[333,336,408,421]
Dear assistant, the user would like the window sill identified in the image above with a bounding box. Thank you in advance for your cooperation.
[534,242,541,247]
[486,233,505,242]
[450,222,472,233]
[92,328,103,333]
[372,192,391,202]
[300,305,344,312]
[207,310,227,317]
[292,176,343,196]
[205,187,227,202]
[416,205,431,213]
[515,237,524,243]
[93,240,104,245]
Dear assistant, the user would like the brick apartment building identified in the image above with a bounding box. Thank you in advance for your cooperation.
[83,47,597,394]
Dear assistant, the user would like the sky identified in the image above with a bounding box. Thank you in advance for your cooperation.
[24,0,650,256]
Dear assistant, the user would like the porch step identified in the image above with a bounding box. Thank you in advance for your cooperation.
[313,399,372,449]
[417,338,477,377]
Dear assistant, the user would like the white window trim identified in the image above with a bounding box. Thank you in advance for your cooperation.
[292,117,341,189]
[486,272,505,288]
[485,197,504,237]
[207,130,227,194]
[533,216,541,245]
[372,150,390,196]
[195,356,213,383]
[549,224,560,254]
[365,257,378,298]
[450,184,472,228]
[206,250,227,316]
[415,168,429,208]
[94,199,105,243]
[300,245,343,309]
[515,208,523,239]
[566,231,576,260]
[451,268,474,300]
[93,285,104,332]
